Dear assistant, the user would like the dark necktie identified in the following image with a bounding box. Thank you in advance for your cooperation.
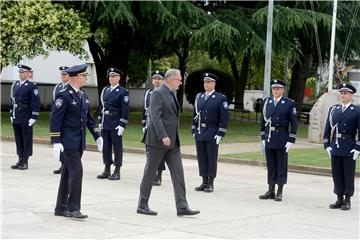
[77,90,82,99]
[170,92,179,114]
[342,105,346,113]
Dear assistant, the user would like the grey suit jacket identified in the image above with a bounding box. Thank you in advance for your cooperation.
[143,84,180,149]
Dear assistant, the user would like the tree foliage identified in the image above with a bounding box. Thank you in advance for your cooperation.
[0,1,90,68]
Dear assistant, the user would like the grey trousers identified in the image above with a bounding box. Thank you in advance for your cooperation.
[138,145,188,210]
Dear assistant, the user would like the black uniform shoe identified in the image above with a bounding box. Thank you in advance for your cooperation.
[53,166,62,174]
[177,207,200,216]
[11,160,22,169]
[54,211,68,217]
[137,207,158,216]
[274,185,283,201]
[65,210,88,219]
[153,173,162,186]
[195,177,208,191]
[18,163,28,170]
[329,196,344,209]
[97,171,111,179]
[204,177,214,192]
[108,172,120,180]
[259,185,275,199]
[341,202,351,210]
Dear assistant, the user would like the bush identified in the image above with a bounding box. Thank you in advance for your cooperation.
[185,68,234,105]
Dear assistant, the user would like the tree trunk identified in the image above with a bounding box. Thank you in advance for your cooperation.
[229,58,240,108]
[288,51,314,104]
[238,54,250,110]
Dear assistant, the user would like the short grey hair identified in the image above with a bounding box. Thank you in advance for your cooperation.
[164,69,180,81]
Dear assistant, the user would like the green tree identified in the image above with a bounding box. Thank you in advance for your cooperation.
[0,1,90,69]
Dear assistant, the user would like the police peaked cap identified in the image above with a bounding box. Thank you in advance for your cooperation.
[66,64,88,77]
[18,64,32,72]
[107,67,123,76]
[151,70,165,79]
[59,66,69,73]
[339,82,357,94]
[203,72,219,82]
[271,79,286,88]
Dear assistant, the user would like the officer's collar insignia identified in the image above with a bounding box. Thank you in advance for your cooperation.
[201,94,204,97]
[116,89,119,92]
[281,100,285,104]
[71,99,77,105]
[223,102,228,109]
[33,89,39,96]
[336,106,340,109]
[69,90,73,94]
[212,95,215,98]
[55,99,63,108]
[25,83,28,86]
[350,106,354,110]
[269,100,272,103]
[16,82,19,85]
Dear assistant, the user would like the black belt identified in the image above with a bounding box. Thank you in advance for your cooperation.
[332,133,355,140]
[200,123,217,128]
[104,110,119,115]
[15,103,30,108]
[267,126,288,131]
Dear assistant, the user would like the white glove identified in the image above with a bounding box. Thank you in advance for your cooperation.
[285,142,293,153]
[214,135,222,145]
[99,124,102,129]
[260,140,265,156]
[115,125,124,136]
[96,137,103,152]
[142,127,146,133]
[192,133,195,138]
[53,143,64,160]
[262,140,265,147]
[350,149,360,161]
[326,147,332,158]
[28,118,36,126]
[10,117,13,123]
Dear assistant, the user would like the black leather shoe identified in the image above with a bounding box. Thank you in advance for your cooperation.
[259,185,275,199]
[177,207,200,216]
[53,167,62,174]
[341,202,351,210]
[137,207,158,216]
[11,161,22,169]
[204,184,214,193]
[18,163,28,170]
[97,171,111,179]
[153,179,162,186]
[108,172,120,180]
[195,177,208,191]
[274,192,282,201]
[64,210,88,219]
[54,211,67,217]
[329,200,343,209]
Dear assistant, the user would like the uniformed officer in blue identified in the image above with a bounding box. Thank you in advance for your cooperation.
[50,64,103,219]
[10,64,41,170]
[97,67,130,181]
[51,66,70,174]
[141,70,166,186]
[191,73,228,193]
[323,83,360,210]
[259,79,297,201]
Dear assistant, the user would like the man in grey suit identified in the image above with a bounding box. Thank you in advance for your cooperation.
[137,69,200,216]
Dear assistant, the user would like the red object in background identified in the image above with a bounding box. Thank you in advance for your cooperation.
[304,87,313,97]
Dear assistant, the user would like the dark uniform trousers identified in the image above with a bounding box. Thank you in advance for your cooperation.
[195,139,218,177]
[102,130,123,166]
[13,124,33,158]
[331,156,356,196]
[139,145,188,210]
[265,148,288,185]
[55,149,84,212]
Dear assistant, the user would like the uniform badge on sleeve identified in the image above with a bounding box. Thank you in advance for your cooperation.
[86,99,90,104]
[33,89,39,96]
[292,107,297,115]
[124,96,129,103]
[55,99,63,108]
[223,102,228,109]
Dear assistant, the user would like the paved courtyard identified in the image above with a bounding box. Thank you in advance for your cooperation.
[1,141,359,239]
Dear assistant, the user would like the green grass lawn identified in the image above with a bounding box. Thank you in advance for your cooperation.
[223,148,360,172]
[1,111,309,148]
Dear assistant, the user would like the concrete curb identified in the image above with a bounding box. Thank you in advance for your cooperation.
[2,136,358,177]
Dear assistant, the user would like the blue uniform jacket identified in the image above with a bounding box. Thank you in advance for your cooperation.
[50,86,100,150]
[141,88,153,128]
[260,96,298,149]
[323,103,360,157]
[98,85,130,130]
[10,80,41,124]
[191,91,229,141]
